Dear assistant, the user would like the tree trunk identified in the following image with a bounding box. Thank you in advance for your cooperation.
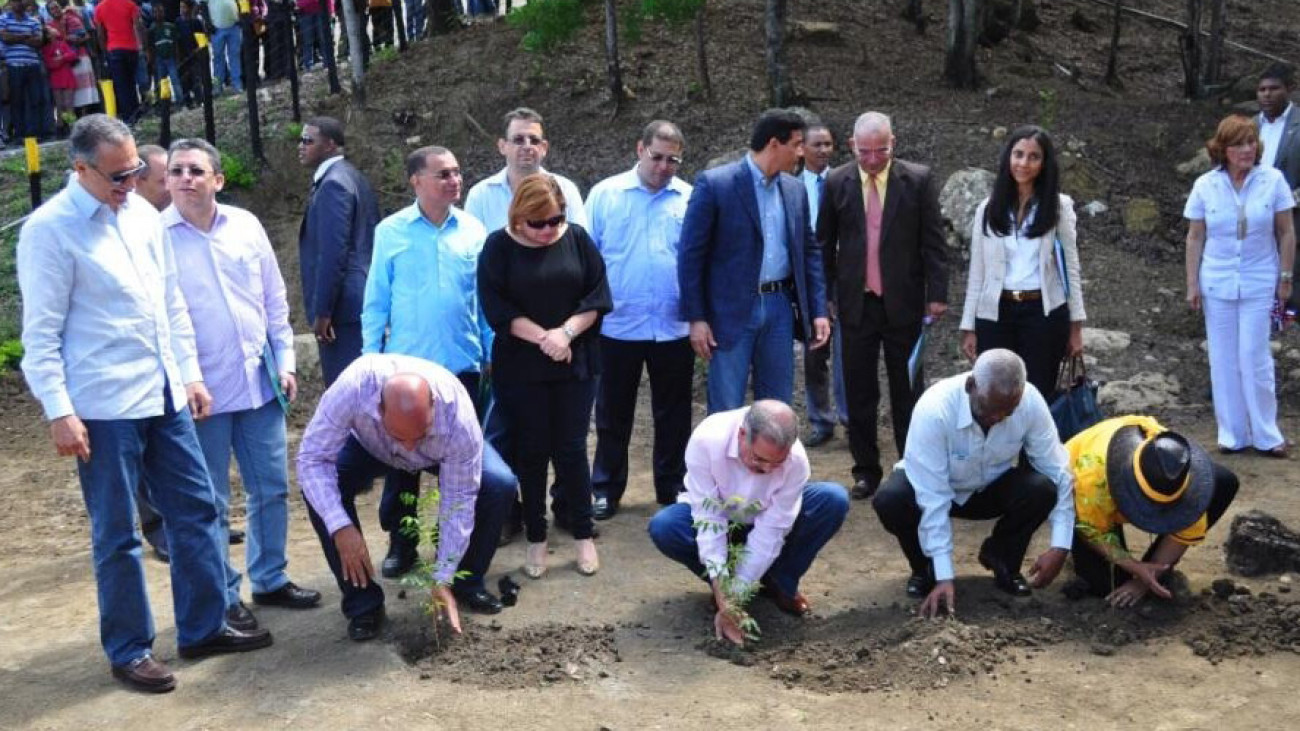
[764,0,793,106]
[1205,0,1226,85]
[1104,0,1123,86]
[943,0,982,89]
[339,0,367,102]
[603,0,625,110]
[695,0,713,101]
[902,0,927,34]
[1180,0,1203,98]
[428,0,460,34]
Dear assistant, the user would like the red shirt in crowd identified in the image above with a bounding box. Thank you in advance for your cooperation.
[93,0,142,52]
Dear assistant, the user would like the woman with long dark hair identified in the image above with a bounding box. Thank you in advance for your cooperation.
[960,125,1087,399]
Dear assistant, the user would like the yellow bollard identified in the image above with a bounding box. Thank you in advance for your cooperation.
[237,0,250,12]
[24,138,40,174]
[99,79,118,118]
[160,77,173,102]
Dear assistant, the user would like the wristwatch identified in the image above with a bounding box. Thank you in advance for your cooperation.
[562,324,577,339]
[1282,272,1294,282]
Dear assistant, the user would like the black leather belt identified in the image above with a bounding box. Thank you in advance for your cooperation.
[1001,289,1042,303]
[758,278,794,294]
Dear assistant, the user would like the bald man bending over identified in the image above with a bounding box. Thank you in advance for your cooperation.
[297,354,517,641]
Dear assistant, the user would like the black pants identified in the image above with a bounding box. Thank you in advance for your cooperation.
[842,293,923,488]
[975,299,1070,401]
[382,371,481,549]
[591,336,693,508]
[106,50,141,122]
[872,466,1057,576]
[1071,463,1239,596]
[496,377,598,543]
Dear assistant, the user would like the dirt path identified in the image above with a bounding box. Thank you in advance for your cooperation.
[1,383,1297,728]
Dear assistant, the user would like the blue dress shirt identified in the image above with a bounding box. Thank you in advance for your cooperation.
[585,167,693,341]
[800,168,826,231]
[361,203,493,374]
[746,154,791,284]
[463,166,589,233]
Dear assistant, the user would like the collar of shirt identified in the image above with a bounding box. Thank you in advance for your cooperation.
[745,153,778,188]
[313,154,345,183]
[484,165,557,191]
[160,201,227,233]
[613,165,689,198]
[395,200,463,232]
[1261,102,1294,127]
[858,159,892,195]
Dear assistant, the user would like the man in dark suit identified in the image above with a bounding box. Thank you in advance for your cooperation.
[298,116,380,386]
[818,111,948,500]
[678,109,831,414]
[1257,64,1300,311]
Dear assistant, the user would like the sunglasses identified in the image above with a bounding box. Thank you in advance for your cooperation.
[298,136,315,145]
[525,214,566,230]
[647,153,683,166]
[509,134,544,146]
[167,164,212,178]
[93,159,148,185]
[422,168,462,180]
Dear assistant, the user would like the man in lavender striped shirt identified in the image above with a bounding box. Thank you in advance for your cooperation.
[297,353,517,641]
[648,400,848,646]
[164,138,323,633]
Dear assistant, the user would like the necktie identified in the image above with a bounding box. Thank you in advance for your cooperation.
[865,174,883,296]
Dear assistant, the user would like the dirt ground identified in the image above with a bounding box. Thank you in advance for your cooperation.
[4,0,1300,728]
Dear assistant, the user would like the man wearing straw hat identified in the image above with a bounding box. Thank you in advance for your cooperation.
[1065,416,1239,607]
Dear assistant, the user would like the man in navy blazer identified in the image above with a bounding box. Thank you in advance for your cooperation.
[678,109,831,414]
[298,116,380,386]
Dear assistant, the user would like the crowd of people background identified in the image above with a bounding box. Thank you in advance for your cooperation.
[0,0,501,146]
[12,57,1299,692]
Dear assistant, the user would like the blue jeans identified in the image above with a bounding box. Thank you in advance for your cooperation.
[77,393,228,666]
[804,320,848,431]
[706,290,795,413]
[404,0,426,37]
[306,435,517,618]
[155,57,183,103]
[211,25,243,92]
[466,0,497,16]
[3,63,48,139]
[194,399,291,605]
[299,11,332,69]
[648,482,849,597]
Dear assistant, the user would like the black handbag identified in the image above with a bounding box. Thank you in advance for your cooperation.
[1049,355,1104,441]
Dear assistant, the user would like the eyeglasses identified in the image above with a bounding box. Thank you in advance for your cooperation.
[92,159,148,185]
[509,135,544,146]
[421,168,462,180]
[647,153,683,166]
[167,164,211,178]
[525,214,566,230]
[856,146,892,158]
[298,136,316,146]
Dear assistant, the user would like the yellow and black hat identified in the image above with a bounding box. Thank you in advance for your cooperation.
[1105,425,1215,535]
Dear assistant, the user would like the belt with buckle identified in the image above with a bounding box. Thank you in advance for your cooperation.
[1001,289,1042,303]
[758,278,793,294]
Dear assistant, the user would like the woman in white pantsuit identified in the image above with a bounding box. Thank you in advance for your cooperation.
[1184,115,1296,457]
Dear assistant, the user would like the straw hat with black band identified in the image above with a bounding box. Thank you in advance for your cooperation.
[1105,425,1216,535]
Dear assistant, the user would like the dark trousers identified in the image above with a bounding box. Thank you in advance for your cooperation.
[872,466,1057,576]
[106,50,141,122]
[842,293,923,488]
[591,336,693,508]
[304,435,515,618]
[318,321,363,387]
[5,64,48,139]
[370,6,394,48]
[382,371,480,550]
[975,300,1070,402]
[495,377,598,543]
[1071,463,1239,596]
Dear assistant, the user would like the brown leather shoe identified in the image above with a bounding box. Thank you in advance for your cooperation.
[111,655,177,693]
[760,583,811,616]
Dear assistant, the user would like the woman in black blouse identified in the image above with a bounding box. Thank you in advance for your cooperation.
[478,173,613,579]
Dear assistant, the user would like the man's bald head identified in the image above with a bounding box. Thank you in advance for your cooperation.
[379,373,434,449]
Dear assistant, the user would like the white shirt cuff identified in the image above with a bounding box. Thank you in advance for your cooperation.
[932,552,955,583]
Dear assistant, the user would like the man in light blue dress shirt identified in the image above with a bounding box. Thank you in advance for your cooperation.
[17,116,270,693]
[585,121,694,522]
[463,107,588,540]
[360,146,517,613]
[799,123,848,447]
[164,138,323,634]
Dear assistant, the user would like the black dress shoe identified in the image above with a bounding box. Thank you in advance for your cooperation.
[906,571,935,599]
[978,543,1032,597]
[252,581,322,609]
[144,525,170,564]
[178,625,273,659]
[850,477,878,501]
[455,587,504,614]
[592,495,617,521]
[228,528,245,545]
[381,539,418,578]
[348,609,385,642]
[804,427,834,448]
[225,601,259,631]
